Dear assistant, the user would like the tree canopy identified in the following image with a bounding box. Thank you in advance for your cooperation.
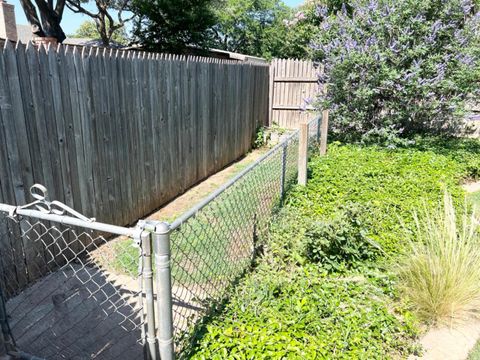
[66,0,133,47]
[131,0,216,53]
[128,0,327,58]
[210,0,345,59]
[311,0,480,142]
[71,20,129,45]
[211,0,290,58]
[19,0,346,55]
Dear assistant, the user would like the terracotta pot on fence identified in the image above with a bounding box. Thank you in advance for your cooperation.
[33,36,58,48]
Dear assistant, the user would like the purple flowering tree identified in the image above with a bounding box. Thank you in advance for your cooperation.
[311,0,480,142]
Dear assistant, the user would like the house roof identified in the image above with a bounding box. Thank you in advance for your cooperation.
[0,24,32,43]
[206,48,267,63]
[184,45,268,63]
[16,24,32,43]
[0,23,123,49]
[63,37,125,49]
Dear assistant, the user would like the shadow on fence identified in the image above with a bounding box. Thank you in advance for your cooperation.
[0,192,147,360]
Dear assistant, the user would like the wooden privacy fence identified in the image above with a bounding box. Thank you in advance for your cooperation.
[0,42,269,227]
[269,58,320,129]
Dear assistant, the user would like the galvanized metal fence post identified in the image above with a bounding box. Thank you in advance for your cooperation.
[141,230,158,360]
[298,121,308,186]
[154,223,175,360]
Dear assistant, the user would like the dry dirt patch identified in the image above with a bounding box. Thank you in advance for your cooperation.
[463,181,480,194]
[409,319,480,360]
[148,148,268,221]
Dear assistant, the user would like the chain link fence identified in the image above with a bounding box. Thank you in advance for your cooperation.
[0,186,151,360]
[0,116,322,359]
[308,115,321,146]
[167,116,321,356]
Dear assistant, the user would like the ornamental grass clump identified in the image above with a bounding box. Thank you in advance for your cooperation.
[398,193,480,324]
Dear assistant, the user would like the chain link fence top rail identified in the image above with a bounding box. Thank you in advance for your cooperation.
[167,116,321,356]
[0,187,148,360]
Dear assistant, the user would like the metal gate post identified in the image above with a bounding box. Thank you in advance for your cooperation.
[141,231,158,360]
[154,223,175,360]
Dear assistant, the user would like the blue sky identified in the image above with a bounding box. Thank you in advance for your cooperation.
[10,0,96,35]
[9,0,305,35]
[284,0,304,7]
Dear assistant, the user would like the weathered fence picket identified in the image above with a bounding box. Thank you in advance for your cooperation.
[0,42,269,225]
[269,58,320,128]
[0,43,269,293]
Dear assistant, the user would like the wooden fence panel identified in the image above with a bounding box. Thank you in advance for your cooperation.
[0,43,269,294]
[269,58,319,129]
[0,42,269,228]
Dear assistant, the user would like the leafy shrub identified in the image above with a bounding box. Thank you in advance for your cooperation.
[190,266,419,360]
[311,0,480,142]
[412,137,480,180]
[253,126,266,149]
[305,203,381,270]
[189,140,480,358]
[287,142,474,253]
[397,192,480,324]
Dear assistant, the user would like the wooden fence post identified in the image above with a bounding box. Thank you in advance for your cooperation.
[298,122,308,186]
[320,109,329,156]
[268,60,275,127]
[280,142,287,202]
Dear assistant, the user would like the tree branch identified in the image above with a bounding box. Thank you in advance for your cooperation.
[19,0,45,36]
[19,0,66,41]
[67,0,132,46]
[55,0,66,19]
[66,0,100,18]
[116,0,131,24]
[33,0,51,15]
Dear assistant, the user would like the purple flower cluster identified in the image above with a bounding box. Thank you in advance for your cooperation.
[315,5,328,18]
[309,0,480,140]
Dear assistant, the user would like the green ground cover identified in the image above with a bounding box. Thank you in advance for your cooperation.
[469,340,480,360]
[188,138,480,359]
